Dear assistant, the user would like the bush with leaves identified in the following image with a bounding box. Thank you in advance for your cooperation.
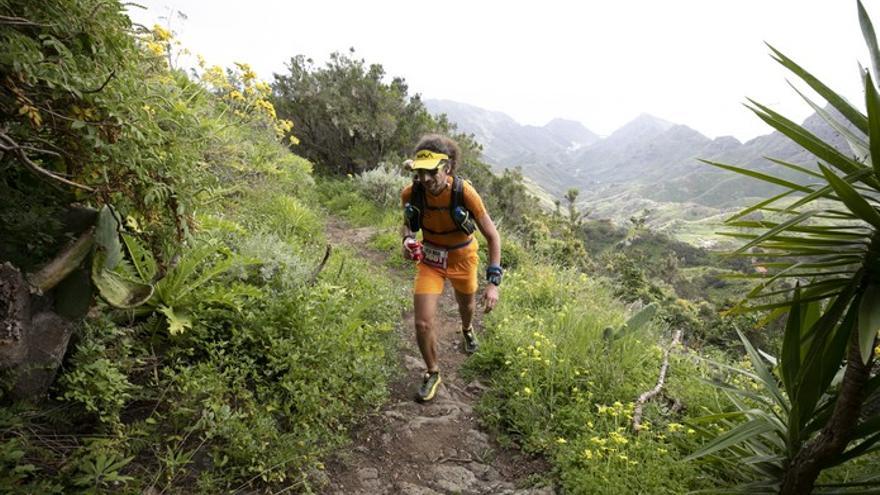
[351,163,411,208]
[0,3,406,494]
[686,2,880,493]
[273,49,442,175]
[0,0,297,266]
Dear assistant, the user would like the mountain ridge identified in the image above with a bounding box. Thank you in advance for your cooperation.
[425,98,849,209]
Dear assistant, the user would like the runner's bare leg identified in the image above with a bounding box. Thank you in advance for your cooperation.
[414,293,442,372]
[454,288,476,332]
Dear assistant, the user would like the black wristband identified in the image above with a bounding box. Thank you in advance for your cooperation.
[486,265,503,286]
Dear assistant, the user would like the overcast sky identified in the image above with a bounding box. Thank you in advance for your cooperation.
[127,1,880,142]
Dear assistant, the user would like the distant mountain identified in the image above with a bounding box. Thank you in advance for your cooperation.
[621,109,851,208]
[426,99,851,214]
[424,99,599,192]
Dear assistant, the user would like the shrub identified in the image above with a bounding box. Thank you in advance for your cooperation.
[352,163,410,208]
[467,263,719,493]
[58,318,136,428]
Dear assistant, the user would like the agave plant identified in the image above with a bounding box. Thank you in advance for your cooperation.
[686,2,880,494]
[91,205,257,335]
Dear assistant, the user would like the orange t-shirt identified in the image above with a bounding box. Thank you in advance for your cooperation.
[400,176,487,247]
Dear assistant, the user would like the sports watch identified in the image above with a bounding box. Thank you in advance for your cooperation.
[486,265,503,286]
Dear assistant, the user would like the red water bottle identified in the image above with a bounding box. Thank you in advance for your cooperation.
[404,238,423,261]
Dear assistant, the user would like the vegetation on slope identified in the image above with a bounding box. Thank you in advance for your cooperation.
[2,1,879,494]
[1,2,402,492]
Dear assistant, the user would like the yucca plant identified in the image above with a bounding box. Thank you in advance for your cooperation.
[686,2,880,494]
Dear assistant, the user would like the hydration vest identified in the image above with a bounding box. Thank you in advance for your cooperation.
[404,176,476,236]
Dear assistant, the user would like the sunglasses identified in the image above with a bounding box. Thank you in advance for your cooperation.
[416,165,445,177]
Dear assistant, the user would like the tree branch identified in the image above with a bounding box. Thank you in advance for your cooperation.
[308,244,332,286]
[0,15,53,27]
[82,70,116,94]
[632,329,683,434]
[27,227,95,294]
[0,132,94,191]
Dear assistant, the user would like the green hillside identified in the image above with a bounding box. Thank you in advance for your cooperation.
[2,1,879,494]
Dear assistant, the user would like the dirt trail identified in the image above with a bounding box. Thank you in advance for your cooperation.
[322,218,551,495]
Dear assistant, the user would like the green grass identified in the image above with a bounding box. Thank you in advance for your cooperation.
[316,179,390,227]
[466,263,721,493]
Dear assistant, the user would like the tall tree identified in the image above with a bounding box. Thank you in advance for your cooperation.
[272,49,438,174]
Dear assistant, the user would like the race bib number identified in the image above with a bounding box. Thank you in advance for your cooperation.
[422,244,448,269]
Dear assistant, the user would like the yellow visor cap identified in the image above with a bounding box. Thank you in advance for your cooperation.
[411,150,449,170]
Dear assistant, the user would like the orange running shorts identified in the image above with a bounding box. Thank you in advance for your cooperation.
[413,241,479,295]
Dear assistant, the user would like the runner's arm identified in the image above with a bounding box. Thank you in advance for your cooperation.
[476,213,501,312]
[401,183,415,255]
[475,213,501,268]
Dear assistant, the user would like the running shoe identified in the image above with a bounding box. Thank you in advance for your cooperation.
[417,371,441,402]
[462,325,479,354]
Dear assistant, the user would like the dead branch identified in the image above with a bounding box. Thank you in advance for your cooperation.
[334,256,345,281]
[18,143,63,159]
[433,455,475,464]
[82,70,116,94]
[308,244,332,286]
[27,226,95,294]
[632,329,683,434]
[0,15,53,27]
[27,135,67,155]
[35,105,117,127]
[0,131,94,191]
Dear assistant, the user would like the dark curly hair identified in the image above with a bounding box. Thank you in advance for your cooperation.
[414,134,461,175]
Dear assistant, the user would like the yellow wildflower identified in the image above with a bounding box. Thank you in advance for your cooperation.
[256,81,272,95]
[152,24,172,41]
[146,41,165,57]
[610,432,628,445]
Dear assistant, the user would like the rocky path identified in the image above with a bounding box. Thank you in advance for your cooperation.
[322,218,551,495]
